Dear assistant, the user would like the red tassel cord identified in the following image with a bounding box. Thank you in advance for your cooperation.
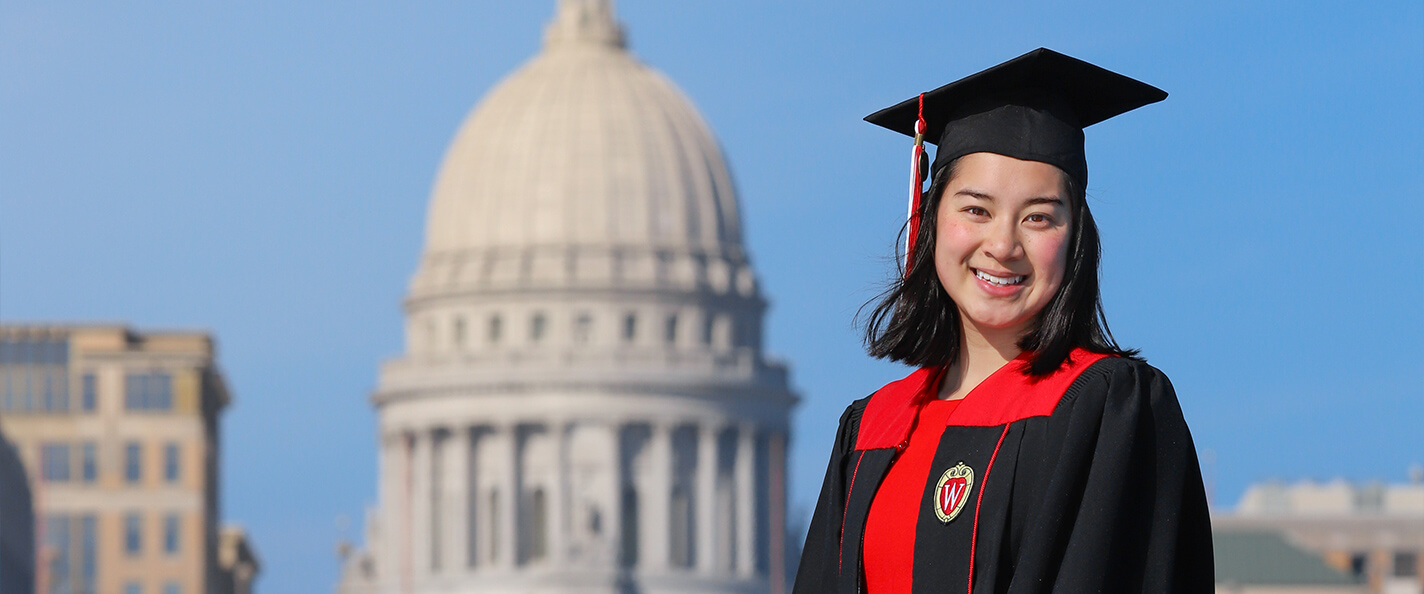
[905,93,927,275]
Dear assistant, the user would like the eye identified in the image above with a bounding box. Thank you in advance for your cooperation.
[962,206,989,218]
[1024,212,1055,226]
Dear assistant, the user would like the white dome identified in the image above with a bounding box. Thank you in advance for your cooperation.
[421,2,742,258]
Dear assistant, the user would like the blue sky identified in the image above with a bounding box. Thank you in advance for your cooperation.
[2,1,1420,592]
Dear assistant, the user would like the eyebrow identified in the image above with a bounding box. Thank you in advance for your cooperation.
[954,189,1065,206]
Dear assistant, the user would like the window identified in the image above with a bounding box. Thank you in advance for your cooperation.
[163,443,180,483]
[487,315,502,343]
[125,442,142,484]
[530,313,547,342]
[163,514,179,555]
[81,442,97,483]
[124,582,142,594]
[701,314,715,345]
[80,515,97,593]
[622,313,637,343]
[162,582,180,594]
[81,373,97,412]
[1350,553,1367,576]
[522,488,547,562]
[46,514,70,594]
[124,513,142,555]
[670,485,694,568]
[664,314,678,344]
[42,443,71,482]
[124,372,172,412]
[573,314,592,345]
[452,316,465,348]
[43,371,68,412]
[1395,551,1419,577]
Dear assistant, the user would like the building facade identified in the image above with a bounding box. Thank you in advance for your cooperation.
[337,1,797,593]
[0,325,259,594]
[1214,476,1424,594]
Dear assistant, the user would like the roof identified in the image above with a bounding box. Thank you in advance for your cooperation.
[420,0,742,263]
[1213,531,1360,586]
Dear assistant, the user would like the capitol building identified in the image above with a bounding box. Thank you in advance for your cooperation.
[337,1,798,593]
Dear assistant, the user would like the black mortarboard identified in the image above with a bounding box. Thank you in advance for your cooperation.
[865,47,1167,190]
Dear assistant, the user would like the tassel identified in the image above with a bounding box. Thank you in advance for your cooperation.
[905,93,927,275]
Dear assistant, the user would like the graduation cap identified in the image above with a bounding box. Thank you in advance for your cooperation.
[865,48,1166,270]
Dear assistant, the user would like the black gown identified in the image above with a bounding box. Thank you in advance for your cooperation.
[793,350,1215,593]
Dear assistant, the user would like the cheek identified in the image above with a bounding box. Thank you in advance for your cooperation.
[934,217,977,264]
[1028,232,1070,287]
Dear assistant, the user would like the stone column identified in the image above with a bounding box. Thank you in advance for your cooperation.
[377,433,399,587]
[445,427,470,573]
[549,421,569,564]
[642,421,672,571]
[735,424,756,577]
[696,422,720,573]
[410,430,432,578]
[499,425,520,569]
[606,421,623,567]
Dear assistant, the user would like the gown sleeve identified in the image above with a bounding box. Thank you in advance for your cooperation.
[793,399,866,594]
[1007,358,1215,593]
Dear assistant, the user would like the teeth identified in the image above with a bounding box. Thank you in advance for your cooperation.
[974,269,1025,287]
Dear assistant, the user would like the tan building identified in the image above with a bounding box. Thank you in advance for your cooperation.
[0,324,259,594]
[1214,475,1424,594]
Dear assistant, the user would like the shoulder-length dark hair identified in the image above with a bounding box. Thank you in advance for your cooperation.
[861,157,1140,376]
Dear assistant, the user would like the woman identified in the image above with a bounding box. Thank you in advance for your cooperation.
[793,49,1214,593]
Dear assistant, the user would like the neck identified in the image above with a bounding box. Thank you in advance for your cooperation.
[937,317,1026,400]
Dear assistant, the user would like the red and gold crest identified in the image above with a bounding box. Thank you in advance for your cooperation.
[933,462,975,523]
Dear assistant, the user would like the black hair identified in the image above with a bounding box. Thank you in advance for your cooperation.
[860,157,1140,376]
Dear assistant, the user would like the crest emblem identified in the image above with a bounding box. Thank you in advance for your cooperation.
[933,462,975,523]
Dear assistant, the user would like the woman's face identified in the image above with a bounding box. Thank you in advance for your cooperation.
[934,152,1073,339]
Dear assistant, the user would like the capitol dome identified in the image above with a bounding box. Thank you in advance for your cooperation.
[410,0,753,302]
[423,5,740,255]
[341,3,796,593]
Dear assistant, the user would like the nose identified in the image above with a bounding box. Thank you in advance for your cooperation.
[982,218,1024,263]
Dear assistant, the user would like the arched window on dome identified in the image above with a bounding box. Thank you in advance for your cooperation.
[530,313,547,343]
[573,313,592,345]
[487,315,502,344]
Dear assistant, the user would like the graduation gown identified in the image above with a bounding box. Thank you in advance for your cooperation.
[793,350,1214,593]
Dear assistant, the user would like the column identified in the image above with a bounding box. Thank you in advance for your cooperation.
[444,427,470,573]
[499,425,520,569]
[377,434,400,587]
[734,424,756,577]
[696,422,719,573]
[549,421,569,564]
[410,430,432,579]
[642,421,672,571]
[606,421,623,567]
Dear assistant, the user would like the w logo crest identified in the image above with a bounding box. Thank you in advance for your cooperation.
[933,462,975,523]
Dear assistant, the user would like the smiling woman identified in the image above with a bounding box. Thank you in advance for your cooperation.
[794,49,1215,594]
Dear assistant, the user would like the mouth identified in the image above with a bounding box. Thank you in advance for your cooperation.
[973,268,1026,287]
